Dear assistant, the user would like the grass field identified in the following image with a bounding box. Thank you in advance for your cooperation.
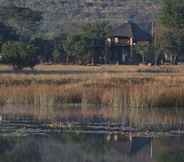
[0,64,183,84]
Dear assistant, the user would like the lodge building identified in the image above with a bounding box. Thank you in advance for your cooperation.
[106,22,152,64]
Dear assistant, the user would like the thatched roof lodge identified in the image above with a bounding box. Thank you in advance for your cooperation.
[112,22,152,43]
[106,22,152,64]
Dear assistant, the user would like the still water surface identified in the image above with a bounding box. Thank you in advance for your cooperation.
[0,132,184,162]
[1,104,184,162]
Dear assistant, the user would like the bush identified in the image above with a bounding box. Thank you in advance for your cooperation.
[52,48,62,63]
[1,41,38,70]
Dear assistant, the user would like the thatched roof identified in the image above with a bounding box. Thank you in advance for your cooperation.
[112,23,134,38]
[112,22,152,42]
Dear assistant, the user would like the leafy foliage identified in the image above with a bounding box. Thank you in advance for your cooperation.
[135,43,150,63]
[160,0,184,28]
[63,22,111,64]
[159,0,184,61]
[52,48,61,63]
[1,41,38,70]
[0,6,43,40]
[158,151,184,162]
[31,38,54,63]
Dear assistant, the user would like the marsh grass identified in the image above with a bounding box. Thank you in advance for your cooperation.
[1,64,184,111]
[0,76,184,109]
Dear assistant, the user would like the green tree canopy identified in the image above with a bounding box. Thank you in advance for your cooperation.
[160,0,184,61]
[0,6,43,40]
[52,48,61,63]
[160,0,184,28]
[1,41,38,70]
[63,22,111,64]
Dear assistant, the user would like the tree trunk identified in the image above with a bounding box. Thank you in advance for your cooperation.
[66,55,69,64]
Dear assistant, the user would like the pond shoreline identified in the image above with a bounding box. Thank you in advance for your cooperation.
[1,118,184,138]
[1,65,184,137]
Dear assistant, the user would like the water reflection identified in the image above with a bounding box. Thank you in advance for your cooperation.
[0,83,184,133]
[0,133,183,162]
[1,104,184,132]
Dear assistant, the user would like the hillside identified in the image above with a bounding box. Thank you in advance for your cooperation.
[0,0,160,37]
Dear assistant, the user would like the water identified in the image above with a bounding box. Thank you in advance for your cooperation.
[1,102,184,162]
[0,132,183,162]
[1,104,184,132]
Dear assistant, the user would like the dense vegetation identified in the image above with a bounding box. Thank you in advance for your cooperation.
[0,21,112,68]
[1,42,38,70]
[0,0,160,34]
[0,0,183,69]
[159,0,184,63]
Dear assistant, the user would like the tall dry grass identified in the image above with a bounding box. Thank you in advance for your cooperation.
[1,64,184,112]
[0,75,184,109]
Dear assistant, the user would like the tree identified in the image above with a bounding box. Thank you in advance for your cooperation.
[0,6,43,40]
[1,41,38,70]
[81,22,111,64]
[159,0,184,63]
[63,34,80,64]
[135,44,149,63]
[160,0,184,28]
[63,22,111,64]
[0,23,19,42]
[52,48,61,63]
[135,43,159,64]
[31,38,54,63]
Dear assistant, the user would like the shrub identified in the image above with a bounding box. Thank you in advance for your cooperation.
[1,41,38,70]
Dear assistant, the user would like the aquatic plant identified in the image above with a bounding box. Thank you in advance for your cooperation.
[0,64,184,114]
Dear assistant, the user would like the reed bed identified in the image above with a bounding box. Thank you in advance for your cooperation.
[1,64,184,132]
[0,75,184,109]
[1,64,184,110]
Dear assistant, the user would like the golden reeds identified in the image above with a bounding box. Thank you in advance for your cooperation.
[1,64,184,110]
[0,76,184,109]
